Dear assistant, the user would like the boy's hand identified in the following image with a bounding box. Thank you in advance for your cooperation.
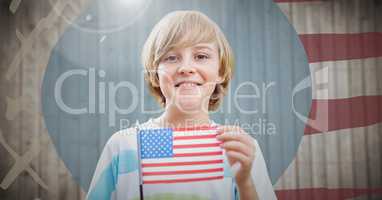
[216,126,256,187]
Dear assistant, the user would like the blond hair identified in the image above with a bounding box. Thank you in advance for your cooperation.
[141,10,234,110]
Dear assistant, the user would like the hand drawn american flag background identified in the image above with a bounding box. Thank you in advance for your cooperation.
[273,0,382,199]
[138,127,224,184]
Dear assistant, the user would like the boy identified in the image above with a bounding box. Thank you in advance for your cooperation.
[87,10,276,200]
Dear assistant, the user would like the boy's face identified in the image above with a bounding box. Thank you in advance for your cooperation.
[157,42,222,112]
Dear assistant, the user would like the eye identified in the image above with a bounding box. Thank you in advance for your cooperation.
[163,55,179,63]
[195,53,209,60]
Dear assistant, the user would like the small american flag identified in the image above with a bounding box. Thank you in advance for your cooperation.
[137,126,224,184]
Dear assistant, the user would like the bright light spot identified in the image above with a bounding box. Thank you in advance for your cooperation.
[99,35,107,43]
[85,14,92,21]
[118,0,143,7]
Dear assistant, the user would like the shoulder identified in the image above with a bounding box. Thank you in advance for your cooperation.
[87,127,139,200]
[251,137,261,155]
[249,137,277,199]
[104,118,157,152]
[104,127,137,154]
[108,127,137,142]
[249,137,265,165]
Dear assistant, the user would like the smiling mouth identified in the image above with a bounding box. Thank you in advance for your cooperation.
[174,82,203,87]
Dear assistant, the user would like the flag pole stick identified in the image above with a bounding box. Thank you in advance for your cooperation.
[139,184,144,200]
[136,121,144,200]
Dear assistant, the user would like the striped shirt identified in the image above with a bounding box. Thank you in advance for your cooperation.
[86,119,276,200]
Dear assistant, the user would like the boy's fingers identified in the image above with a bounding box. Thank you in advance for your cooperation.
[220,141,253,158]
[226,151,252,167]
[216,132,253,147]
[217,125,242,134]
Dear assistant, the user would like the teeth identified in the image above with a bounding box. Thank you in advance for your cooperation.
[175,82,201,87]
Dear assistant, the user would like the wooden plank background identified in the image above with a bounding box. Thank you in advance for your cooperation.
[0,0,381,199]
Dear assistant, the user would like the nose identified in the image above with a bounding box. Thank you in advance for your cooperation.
[177,65,196,75]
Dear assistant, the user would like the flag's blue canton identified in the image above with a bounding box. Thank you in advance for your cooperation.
[140,128,173,159]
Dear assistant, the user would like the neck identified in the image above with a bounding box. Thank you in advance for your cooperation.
[157,105,210,128]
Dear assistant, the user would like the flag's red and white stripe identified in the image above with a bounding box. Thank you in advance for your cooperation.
[274,0,382,199]
[310,57,381,100]
[277,1,378,34]
[141,127,224,184]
